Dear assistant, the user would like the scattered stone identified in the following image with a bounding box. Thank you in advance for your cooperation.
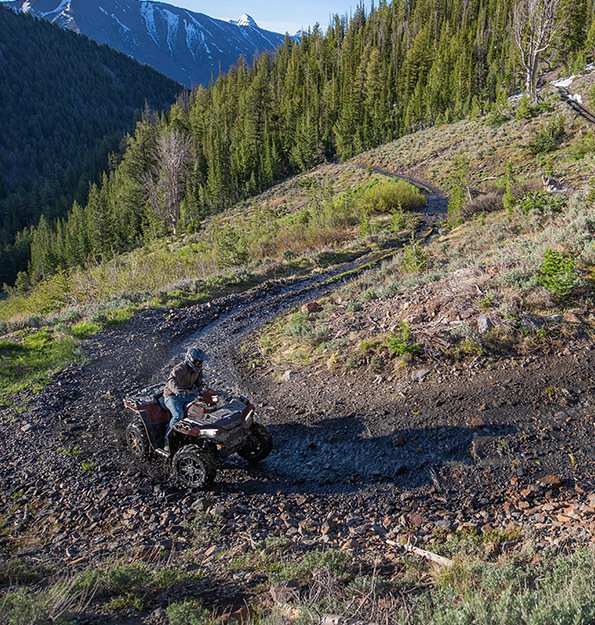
[539,475,563,489]
[301,302,322,314]
[204,545,218,558]
[563,311,582,324]
[471,436,496,462]
[477,314,494,334]
[467,416,486,428]
[408,512,426,527]
[410,369,431,383]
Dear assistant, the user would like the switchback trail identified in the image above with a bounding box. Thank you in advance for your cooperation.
[0,172,450,565]
[1,166,592,615]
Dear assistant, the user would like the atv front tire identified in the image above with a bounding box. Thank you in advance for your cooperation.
[239,423,273,463]
[126,420,151,460]
[172,445,217,489]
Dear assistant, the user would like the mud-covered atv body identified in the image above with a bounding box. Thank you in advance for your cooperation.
[123,385,272,488]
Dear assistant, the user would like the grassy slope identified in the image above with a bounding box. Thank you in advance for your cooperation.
[257,93,595,376]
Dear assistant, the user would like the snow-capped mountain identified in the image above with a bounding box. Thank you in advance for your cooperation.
[232,13,258,28]
[2,0,287,87]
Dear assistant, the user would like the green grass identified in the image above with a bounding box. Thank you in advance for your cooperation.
[165,599,212,625]
[421,549,595,625]
[262,548,595,625]
[0,560,206,625]
[0,303,147,407]
[1,543,593,625]
[0,329,82,406]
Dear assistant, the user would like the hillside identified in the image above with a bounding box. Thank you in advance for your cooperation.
[0,76,594,623]
[4,0,288,87]
[18,0,595,294]
[0,7,181,286]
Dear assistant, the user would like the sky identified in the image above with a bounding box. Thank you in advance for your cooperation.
[154,1,371,34]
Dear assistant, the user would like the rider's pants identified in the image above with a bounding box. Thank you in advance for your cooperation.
[164,395,195,441]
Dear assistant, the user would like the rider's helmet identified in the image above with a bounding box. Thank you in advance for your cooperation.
[185,347,207,371]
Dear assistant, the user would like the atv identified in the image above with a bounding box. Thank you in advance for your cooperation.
[123,385,272,488]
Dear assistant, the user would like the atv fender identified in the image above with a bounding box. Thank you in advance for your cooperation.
[136,409,163,450]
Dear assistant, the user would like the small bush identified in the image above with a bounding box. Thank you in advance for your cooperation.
[516,94,542,119]
[385,322,420,357]
[275,549,349,582]
[165,599,211,625]
[539,249,581,298]
[285,312,313,338]
[358,179,426,214]
[401,236,428,273]
[390,206,408,232]
[571,130,595,160]
[0,561,51,586]
[529,116,566,154]
[70,320,101,338]
[518,191,566,215]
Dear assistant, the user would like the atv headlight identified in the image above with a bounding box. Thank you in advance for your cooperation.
[201,429,218,438]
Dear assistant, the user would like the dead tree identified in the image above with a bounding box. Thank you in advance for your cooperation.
[143,129,192,235]
[513,0,563,103]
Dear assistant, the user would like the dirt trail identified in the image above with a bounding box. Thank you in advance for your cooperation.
[1,171,593,590]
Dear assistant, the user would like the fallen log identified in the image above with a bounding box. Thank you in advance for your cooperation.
[386,539,453,567]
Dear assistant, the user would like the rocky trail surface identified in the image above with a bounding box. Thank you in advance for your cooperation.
[1,175,594,618]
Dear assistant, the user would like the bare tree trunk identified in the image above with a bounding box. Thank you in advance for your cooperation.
[142,129,192,235]
[513,0,563,103]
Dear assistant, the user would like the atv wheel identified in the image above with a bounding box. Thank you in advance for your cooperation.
[172,445,217,489]
[126,420,150,459]
[239,423,273,463]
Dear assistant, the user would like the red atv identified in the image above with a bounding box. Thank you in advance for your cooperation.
[123,386,272,488]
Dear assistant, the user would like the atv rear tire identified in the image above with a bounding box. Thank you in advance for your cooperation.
[126,420,150,460]
[172,445,217,489]
[239,423,273,463]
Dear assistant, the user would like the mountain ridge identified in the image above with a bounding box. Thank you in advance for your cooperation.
[3,0,288,86]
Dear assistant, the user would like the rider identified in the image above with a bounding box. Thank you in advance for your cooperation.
[163,347,206,449]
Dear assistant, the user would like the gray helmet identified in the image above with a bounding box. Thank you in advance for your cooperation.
[185,347,207,368]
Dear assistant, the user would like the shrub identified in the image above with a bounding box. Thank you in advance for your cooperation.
[571,130,595,160]
[516,94,542,119]
[390,206,408,232]
[358,179,426,214]
[401,235,428,273]
[539,249,581,298]
[165,600,211,625]
[385,322,420,357]
[212,225,249,268]
[70,320,101,338]
[529,116,566,154]
[518,191,566,215]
